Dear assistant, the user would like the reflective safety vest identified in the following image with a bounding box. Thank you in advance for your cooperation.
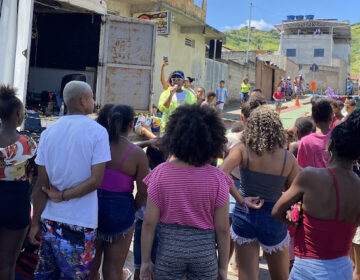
[158,87,196,133]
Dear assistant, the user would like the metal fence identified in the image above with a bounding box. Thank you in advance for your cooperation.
[205,58,228,92]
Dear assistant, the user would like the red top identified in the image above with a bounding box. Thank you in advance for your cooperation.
[294,168,358,260]
[273,91,285,100]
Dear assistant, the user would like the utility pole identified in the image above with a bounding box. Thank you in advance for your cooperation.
[245,2,252,63]
[278,21,284,69]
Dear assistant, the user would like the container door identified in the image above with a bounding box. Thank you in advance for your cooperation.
[13,0,34,104]
[98,15,156,111]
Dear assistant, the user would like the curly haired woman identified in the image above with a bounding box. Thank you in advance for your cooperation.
[140,105,262,280]
[221,106,300,280]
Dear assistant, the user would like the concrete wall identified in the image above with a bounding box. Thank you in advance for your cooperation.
[227,60,256,102]
[333,58,348,93]
[161,0,206,22]
[222,51,257,64]
[256,53,299,81]
[282,34,332,66]
[333,41,351,73]
[152,22,206,102]
[285,58,299,81]
[105,0,131,17]
[298,58,347,94]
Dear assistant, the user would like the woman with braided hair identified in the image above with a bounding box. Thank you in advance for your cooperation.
[221,106,300,280]
[273,110,360,280]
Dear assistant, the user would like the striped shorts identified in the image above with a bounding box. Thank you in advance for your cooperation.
[155,223,218,280]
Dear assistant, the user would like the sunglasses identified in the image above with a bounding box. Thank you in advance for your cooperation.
[171,78,183,82]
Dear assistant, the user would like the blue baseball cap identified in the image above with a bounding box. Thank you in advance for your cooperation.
[171,72,185,80]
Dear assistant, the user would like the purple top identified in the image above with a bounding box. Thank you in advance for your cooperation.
[100,144,136,192]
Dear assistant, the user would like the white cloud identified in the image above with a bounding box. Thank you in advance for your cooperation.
[223,19,274,31]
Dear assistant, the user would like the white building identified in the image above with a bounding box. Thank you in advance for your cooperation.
[275,18,351,93]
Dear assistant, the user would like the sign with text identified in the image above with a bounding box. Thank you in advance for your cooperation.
[133,11,171,35]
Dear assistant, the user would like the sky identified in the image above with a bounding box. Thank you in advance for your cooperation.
[206,0,360,31]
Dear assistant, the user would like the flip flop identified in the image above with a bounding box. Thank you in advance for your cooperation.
[228,264,238,277]
[228,268,238,277]
[123,268,132,280]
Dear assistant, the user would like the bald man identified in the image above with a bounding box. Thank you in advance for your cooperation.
[30,81,111,279]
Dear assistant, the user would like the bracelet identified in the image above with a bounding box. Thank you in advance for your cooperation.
[241,198,249,213]
[61,190,66,201]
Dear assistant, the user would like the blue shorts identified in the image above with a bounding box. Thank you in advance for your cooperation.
[290,256,352,280]
[231,202,289,254]
[133,219,159,269]
[241,92,249,101]
[97,189,135,241]
[151,126,160,133]
[275,100,284,105]
[229,179,241,215]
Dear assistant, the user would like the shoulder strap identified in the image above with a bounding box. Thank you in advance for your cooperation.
[245,149,250,169]
[118,144,136,170]
[327,168,340,221]
[280,150,288,176]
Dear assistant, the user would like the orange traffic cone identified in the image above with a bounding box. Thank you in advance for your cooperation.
[295,94,300,107]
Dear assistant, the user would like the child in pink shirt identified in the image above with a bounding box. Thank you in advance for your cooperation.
[297,98,333,168]
[273,87,285,114]
[140,105,262,280]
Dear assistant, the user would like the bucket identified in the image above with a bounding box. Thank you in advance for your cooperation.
[305,15,314,20]
[295,15,304,20]
[287,15,295,20]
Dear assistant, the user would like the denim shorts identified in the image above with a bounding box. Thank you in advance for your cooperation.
[97,189,135,242]
[229,179,241,215]
[231,202,289,254]
[290,256,352,280]
[241,92,249,101]
[275,100,284,105]
[133,219,159,269]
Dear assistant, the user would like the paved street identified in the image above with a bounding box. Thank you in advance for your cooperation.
[223,95,312,130]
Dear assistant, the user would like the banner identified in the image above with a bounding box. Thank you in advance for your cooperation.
[133,11,171,35]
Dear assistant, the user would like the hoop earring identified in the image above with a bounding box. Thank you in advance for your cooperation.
[328,150,333,160]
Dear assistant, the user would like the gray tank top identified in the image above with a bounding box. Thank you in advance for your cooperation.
[239,150,288,203]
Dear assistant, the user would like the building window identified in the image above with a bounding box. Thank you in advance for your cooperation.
[314,48,325,57]
[185,38,195,48]
[286,49,296,57]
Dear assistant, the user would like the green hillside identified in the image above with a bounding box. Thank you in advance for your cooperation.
[224,23,360,74]
[351,23,360,74]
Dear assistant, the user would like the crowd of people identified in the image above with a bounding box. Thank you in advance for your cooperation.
[0,62,359,280]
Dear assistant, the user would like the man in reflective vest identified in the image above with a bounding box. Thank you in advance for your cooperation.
[158,70,196,134]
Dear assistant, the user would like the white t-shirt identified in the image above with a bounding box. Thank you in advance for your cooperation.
[35,115,111,229]
[175,90,187,105]
[135,116,152,129]
[226,132,242,180]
